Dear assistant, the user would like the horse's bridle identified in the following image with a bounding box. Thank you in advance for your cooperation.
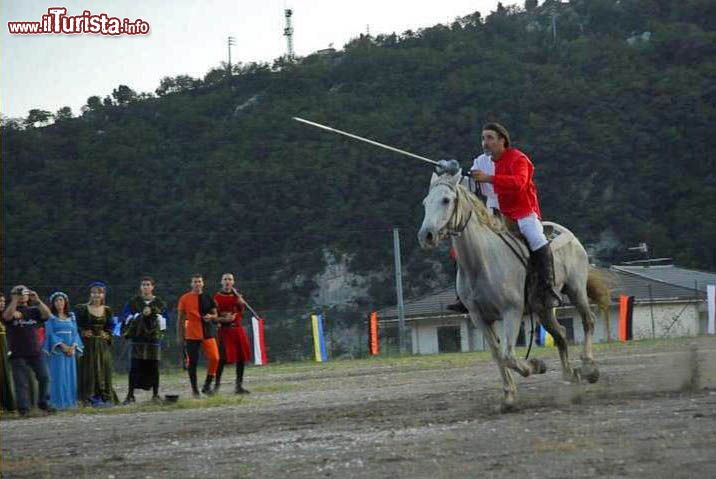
[436,181,473,238]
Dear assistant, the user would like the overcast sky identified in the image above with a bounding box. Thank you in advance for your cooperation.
[1,1,516,119]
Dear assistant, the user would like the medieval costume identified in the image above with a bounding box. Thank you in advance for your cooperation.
[0,318,16,412]
[122,296,166,403]
[43,302,83,410]
[75,303,119,405]
[213,291,252,394]
[178,291,219,397]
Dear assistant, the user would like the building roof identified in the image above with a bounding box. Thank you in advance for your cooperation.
[608,268,703,300]
[376,266,707,320]
[611,264,716,293]
[377,287,457,320]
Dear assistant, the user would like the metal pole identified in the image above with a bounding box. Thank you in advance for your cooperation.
[227,36,236,75]
[648,283,655,339]
[393,228,406,354]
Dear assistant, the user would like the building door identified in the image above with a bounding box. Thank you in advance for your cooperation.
[437,326,461,353]
[558,317,574,342]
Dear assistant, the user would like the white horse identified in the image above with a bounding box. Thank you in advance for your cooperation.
[418,171,610,411]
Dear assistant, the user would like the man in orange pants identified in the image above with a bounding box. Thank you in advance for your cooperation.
[177,274,219,397]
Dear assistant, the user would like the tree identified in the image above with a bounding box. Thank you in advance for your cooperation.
[55,106,73,121]
[82,95,103,115]
[24,109,53,128]
[155,75,199,96]
[0,114,23,130]
[112,84,137,105]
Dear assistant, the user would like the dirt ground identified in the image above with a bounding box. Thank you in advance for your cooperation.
[2,337,716,479]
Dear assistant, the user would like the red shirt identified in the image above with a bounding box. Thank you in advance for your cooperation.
[491,147,542,220]
[213,292,245,326]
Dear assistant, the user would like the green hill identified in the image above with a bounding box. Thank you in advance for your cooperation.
[3,1,715,356]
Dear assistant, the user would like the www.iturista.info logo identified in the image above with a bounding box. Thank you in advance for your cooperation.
[7,7,150,35]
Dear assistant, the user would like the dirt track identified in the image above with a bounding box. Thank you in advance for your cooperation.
[2,338,716,478]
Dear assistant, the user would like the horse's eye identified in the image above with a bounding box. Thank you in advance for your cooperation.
[442,197,450,204]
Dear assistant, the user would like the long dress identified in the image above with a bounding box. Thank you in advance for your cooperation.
[75,304,119,405]
[42,314,84,409]
[0,320,16,411]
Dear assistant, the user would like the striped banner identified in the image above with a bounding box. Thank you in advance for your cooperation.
[311,313,328,362]
[251,316,268,366]
[618,295,634,341]
[708,285,715,335]
[368,311,379,356]
[537,324,555,347]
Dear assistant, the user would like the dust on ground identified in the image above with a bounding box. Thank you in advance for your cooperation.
[2,337,716,479]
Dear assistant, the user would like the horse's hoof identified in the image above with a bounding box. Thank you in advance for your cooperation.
[500,390,517,413]
[580,359,600,383]
[529,358,547,374]
[583,367,600,384]
[565,368,582,384]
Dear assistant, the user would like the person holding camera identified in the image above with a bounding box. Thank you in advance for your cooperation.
[1,285,53,416]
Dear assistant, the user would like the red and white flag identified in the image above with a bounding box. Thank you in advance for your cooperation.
[252,316,268,366]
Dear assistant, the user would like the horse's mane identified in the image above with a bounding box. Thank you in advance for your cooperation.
[431,175,506,233]
[456,183,506,233]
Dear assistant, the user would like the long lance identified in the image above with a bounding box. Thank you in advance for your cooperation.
[293,117,439,166]
[243,298,261,319]
[233,289,262,319]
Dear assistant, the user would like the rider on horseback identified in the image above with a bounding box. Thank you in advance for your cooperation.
[469,123,562,308]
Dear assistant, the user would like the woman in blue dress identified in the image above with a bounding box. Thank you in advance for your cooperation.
[42,292,83,410]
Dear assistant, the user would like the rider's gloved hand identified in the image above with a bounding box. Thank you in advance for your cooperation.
[435,159,460,176]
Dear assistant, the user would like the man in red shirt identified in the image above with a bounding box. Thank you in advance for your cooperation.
[213,273,252,394]
[471,123,561,307]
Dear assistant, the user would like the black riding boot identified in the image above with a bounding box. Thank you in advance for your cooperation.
[533,243,562,307]
[201,374,215,395]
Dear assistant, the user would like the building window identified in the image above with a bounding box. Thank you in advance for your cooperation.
[437,326,461,353]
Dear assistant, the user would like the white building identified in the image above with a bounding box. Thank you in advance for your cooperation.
[376,264,714,355]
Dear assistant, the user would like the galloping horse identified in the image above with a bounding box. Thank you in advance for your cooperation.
[418,170,610,411]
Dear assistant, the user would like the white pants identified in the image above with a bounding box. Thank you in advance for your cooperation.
[517,213,548,251]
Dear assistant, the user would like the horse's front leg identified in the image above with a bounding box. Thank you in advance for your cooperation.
[473,312,517,412]
[503,311,548,379]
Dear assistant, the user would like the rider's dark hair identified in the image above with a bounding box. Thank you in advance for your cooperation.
[482,122,511,148]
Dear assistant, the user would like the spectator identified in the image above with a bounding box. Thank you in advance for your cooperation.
[43,292,83,410]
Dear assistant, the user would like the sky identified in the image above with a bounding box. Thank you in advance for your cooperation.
[1,0,512,120]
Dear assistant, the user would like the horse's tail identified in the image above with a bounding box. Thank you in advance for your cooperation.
[587,268,611,311]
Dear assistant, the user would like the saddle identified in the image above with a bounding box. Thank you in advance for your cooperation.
[497,214,575,310]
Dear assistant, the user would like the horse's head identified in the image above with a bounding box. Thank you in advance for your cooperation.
[418,170,463,249]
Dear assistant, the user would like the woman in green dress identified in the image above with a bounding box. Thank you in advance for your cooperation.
[0,293,16,412]
[75,282,118,406]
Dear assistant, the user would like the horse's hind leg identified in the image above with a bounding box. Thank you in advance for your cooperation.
[540,307,579,382]
[565,283,600,383]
